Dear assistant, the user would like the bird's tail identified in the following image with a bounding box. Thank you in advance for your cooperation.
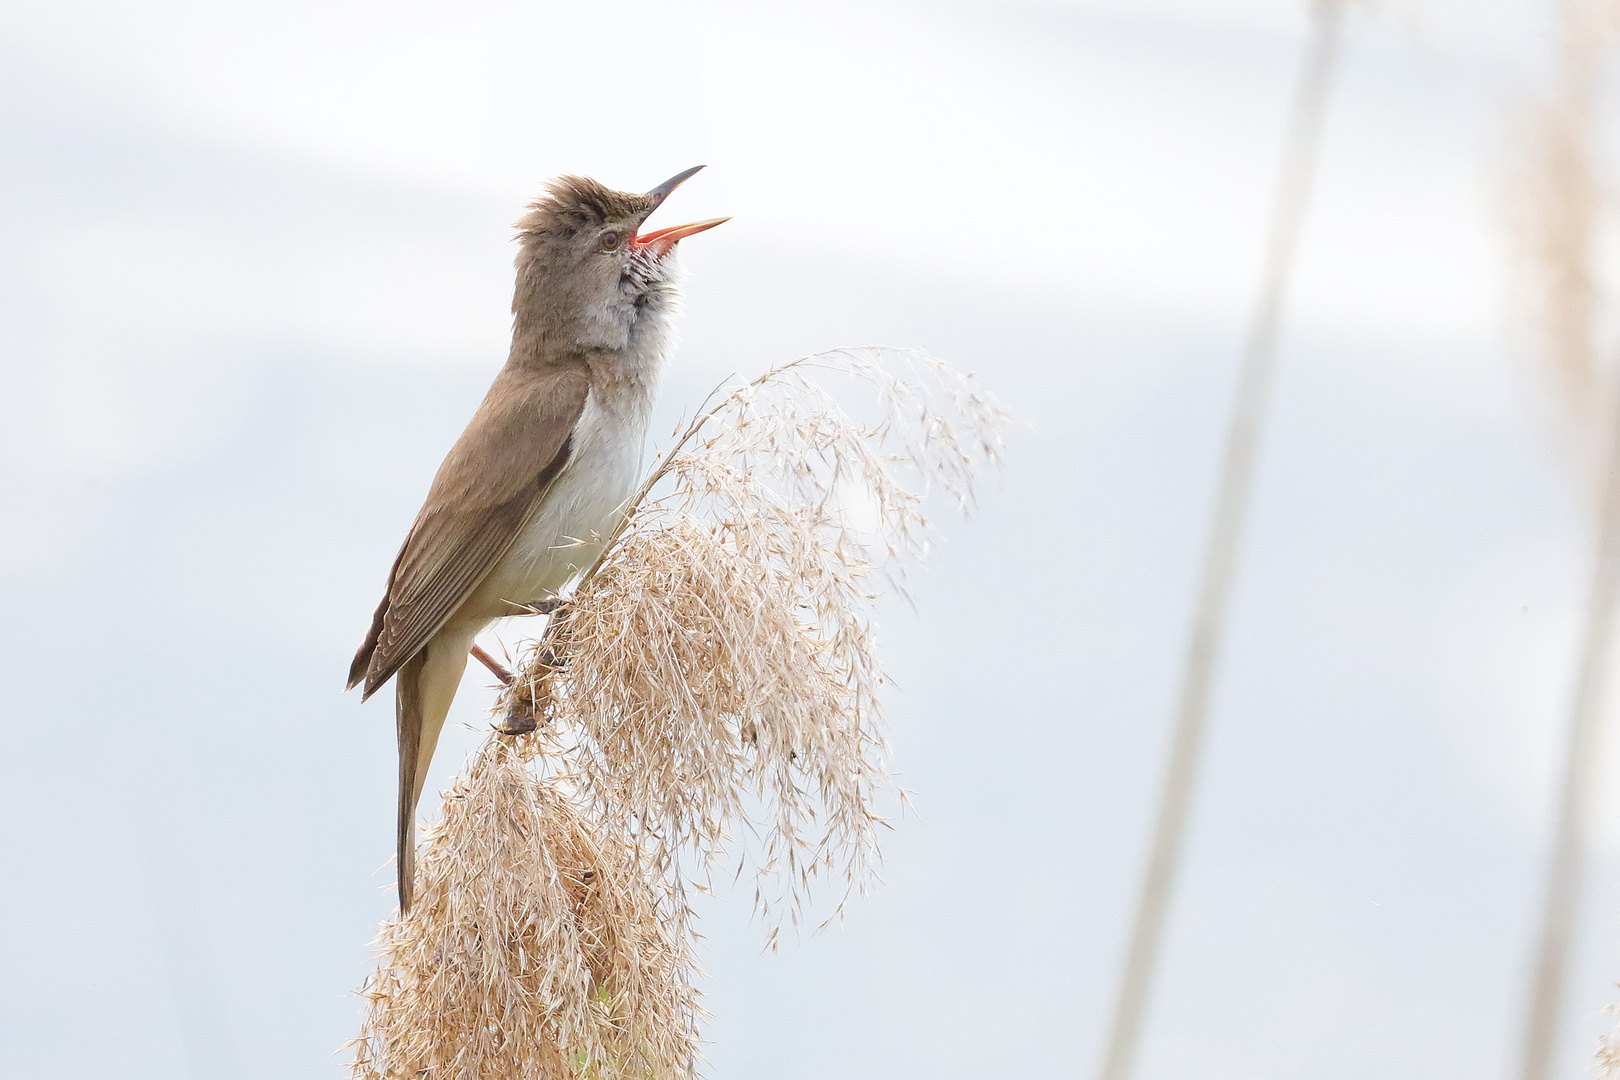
[394,638,469,913]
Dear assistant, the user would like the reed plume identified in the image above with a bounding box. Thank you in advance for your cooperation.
[505,347,1009,930]
[1508,0,1614,462]
[350,733,699,1080]
[351,347,1011,1077]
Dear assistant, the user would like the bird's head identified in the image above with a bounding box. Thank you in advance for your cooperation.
[512,166,727,353]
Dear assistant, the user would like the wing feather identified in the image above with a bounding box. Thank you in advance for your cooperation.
[350,362,589,698]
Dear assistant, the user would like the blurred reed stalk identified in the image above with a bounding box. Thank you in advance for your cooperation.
[1096,3,1346,1078]
[349,348,1009,1079]
[1513,3,1620,1077]
[1553,347,1620,1080]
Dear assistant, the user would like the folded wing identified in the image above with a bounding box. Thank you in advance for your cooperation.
[349,363,590,697]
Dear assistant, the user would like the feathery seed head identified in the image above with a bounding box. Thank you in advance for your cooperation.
[351,736,700,1080]
[501,347,1013,927]
[352,347,1012,1075]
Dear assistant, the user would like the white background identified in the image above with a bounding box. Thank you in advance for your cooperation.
[0,1,1614,1077]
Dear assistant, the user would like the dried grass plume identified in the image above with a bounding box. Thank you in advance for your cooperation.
[351,735,699,1080]
[352,347,1011,1077]
[508,348,1009,926]
[1602,1016,1620,1078]
[1507,0,1620,473]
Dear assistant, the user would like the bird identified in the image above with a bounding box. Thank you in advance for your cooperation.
[347,167,726,912]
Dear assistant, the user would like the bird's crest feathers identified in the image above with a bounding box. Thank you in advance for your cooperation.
[517,176,653,240]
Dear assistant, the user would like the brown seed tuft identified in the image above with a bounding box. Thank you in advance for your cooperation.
[352,347,1012,1073]
[499,347,1013,928]
[350,736,700,1080]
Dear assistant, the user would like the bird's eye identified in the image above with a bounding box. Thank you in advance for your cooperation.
[598,230,622,252]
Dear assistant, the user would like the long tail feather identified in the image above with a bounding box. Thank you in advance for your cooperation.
[395,650,427,912]
[392,635,471,913]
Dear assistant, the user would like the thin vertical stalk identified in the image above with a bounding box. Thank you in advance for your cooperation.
[1514,4,1618,1075]
[1520,367,1620,1080]
[1096,5,1345,1078]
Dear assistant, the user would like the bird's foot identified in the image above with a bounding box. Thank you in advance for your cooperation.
[492,709,538,736]
[487,602,571,735]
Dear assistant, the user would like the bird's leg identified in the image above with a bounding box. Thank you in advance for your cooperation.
[506,599,571,667]
[470,643,513,685]
[533,606,570,671]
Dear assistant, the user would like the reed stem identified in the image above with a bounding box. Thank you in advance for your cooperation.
[1096,5,1345,1076]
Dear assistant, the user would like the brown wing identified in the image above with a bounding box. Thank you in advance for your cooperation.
[348,362,589,699]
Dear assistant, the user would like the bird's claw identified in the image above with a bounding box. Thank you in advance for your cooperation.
[493,710,538,736]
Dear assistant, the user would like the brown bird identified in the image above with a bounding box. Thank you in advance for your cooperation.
[347,167,726,911]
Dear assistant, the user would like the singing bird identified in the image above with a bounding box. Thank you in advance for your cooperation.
[348,167,726,911]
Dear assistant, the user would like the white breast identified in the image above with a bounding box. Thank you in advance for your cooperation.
[463,393,644,623]
[463,254,677,625]
[465,279,675,622]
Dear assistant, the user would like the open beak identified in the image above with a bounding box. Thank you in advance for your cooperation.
[635,165,729,256]
[633,217,730,257]
[645,165,705,210]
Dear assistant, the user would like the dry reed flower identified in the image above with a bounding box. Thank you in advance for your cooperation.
[1507,0,1620,470]
[353,347,1008,1075]
[351,734,699,1080]
[1602,1015,1620,1079]
[503,347,1010,929]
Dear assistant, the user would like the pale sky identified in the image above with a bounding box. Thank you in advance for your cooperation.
[2,1,1617,1078]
